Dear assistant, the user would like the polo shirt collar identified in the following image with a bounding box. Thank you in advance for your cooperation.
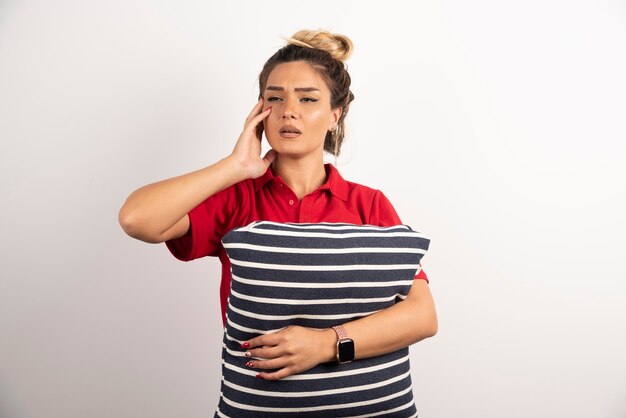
[253,163,349,201]
[253,166,275,192]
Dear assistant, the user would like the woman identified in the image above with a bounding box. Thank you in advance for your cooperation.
[119,29,437,416]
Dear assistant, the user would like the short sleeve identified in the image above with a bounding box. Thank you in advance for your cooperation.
[165,180,252,261]
[369,190,430,283]
[415,265,429,283]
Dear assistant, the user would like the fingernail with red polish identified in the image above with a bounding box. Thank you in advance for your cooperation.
[256,374,264,380]
[245,361,254,368]
[241,342,250,349]
[244,351,252,357]
[265,106,272,112]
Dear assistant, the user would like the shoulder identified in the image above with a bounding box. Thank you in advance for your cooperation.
[345,176,375,189]
[343,179,383,203]
[342,180,401,225]
[344,180,393,205]
[327,164,379,201]
[325,164,401,225]
[344,178,378,194]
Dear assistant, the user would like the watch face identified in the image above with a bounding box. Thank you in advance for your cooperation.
[337,338,355,363]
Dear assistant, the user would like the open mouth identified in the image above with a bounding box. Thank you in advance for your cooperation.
[280,126,302,138]
[280,128,301,133]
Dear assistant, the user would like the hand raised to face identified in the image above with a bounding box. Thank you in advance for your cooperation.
[229,98,276,180]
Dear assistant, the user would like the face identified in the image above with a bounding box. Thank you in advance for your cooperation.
[262,61,341,159]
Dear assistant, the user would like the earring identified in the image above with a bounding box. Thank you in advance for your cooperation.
[332,126,339,158]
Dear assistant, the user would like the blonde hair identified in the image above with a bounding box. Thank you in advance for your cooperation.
[258,29,355,157]
[283,30,354,62]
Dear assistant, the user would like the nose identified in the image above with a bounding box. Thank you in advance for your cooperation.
[281,97,298,119]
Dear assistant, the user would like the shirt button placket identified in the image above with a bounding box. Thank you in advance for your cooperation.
[300,196,313,223]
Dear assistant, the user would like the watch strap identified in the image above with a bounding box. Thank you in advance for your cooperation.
[332,325,349,340]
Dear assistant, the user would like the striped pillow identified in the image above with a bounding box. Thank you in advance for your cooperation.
[216,222,430,417]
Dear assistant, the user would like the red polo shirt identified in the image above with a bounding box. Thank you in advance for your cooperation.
[166,163,428,324]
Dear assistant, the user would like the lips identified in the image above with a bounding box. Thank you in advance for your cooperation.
[280,125,302,134]
[279,125,302,138]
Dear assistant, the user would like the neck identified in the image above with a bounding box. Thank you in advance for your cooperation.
[272,155,327,200]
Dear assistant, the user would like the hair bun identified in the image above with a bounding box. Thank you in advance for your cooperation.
[284,29,353,62]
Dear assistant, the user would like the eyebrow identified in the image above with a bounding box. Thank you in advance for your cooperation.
[265,86,320,92]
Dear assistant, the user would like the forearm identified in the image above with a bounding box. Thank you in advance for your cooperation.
[245,280,438,380]
[323,280,438,361]
[118,156,245,243]
[119,99,275,243]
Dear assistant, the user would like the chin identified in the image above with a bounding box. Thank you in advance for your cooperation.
[266,132,325,158]
[268,142,318,158]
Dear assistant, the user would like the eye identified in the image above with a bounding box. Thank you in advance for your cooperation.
[266,96,283,102]
[301,97,318,103]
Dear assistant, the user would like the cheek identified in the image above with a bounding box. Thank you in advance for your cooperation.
[263,116,276,133]
[308,109,330,128]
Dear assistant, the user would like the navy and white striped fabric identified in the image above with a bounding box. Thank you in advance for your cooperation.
[216,221,430,417]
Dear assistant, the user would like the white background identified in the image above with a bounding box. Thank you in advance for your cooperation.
[1,1,625,417]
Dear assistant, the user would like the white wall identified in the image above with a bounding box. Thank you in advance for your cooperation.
[1,1,625,417]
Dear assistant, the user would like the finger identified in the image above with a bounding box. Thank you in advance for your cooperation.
[262,149,276,167]
[256,367,294,381]
[245,331,281,349]
[243,99,272,129]
[246,344,285,361]
[243,99,266,127]
[251,356,290,371]
[244,106,272,133]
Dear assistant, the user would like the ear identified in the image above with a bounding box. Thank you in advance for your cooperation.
[329,107,342,130]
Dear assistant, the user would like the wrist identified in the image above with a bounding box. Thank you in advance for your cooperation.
[218,155,252,184]
[321,328,338,363]
[332,325,355,364]
[225,151,269,181]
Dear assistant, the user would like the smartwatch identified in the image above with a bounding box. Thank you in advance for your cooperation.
[332,325,355,364]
